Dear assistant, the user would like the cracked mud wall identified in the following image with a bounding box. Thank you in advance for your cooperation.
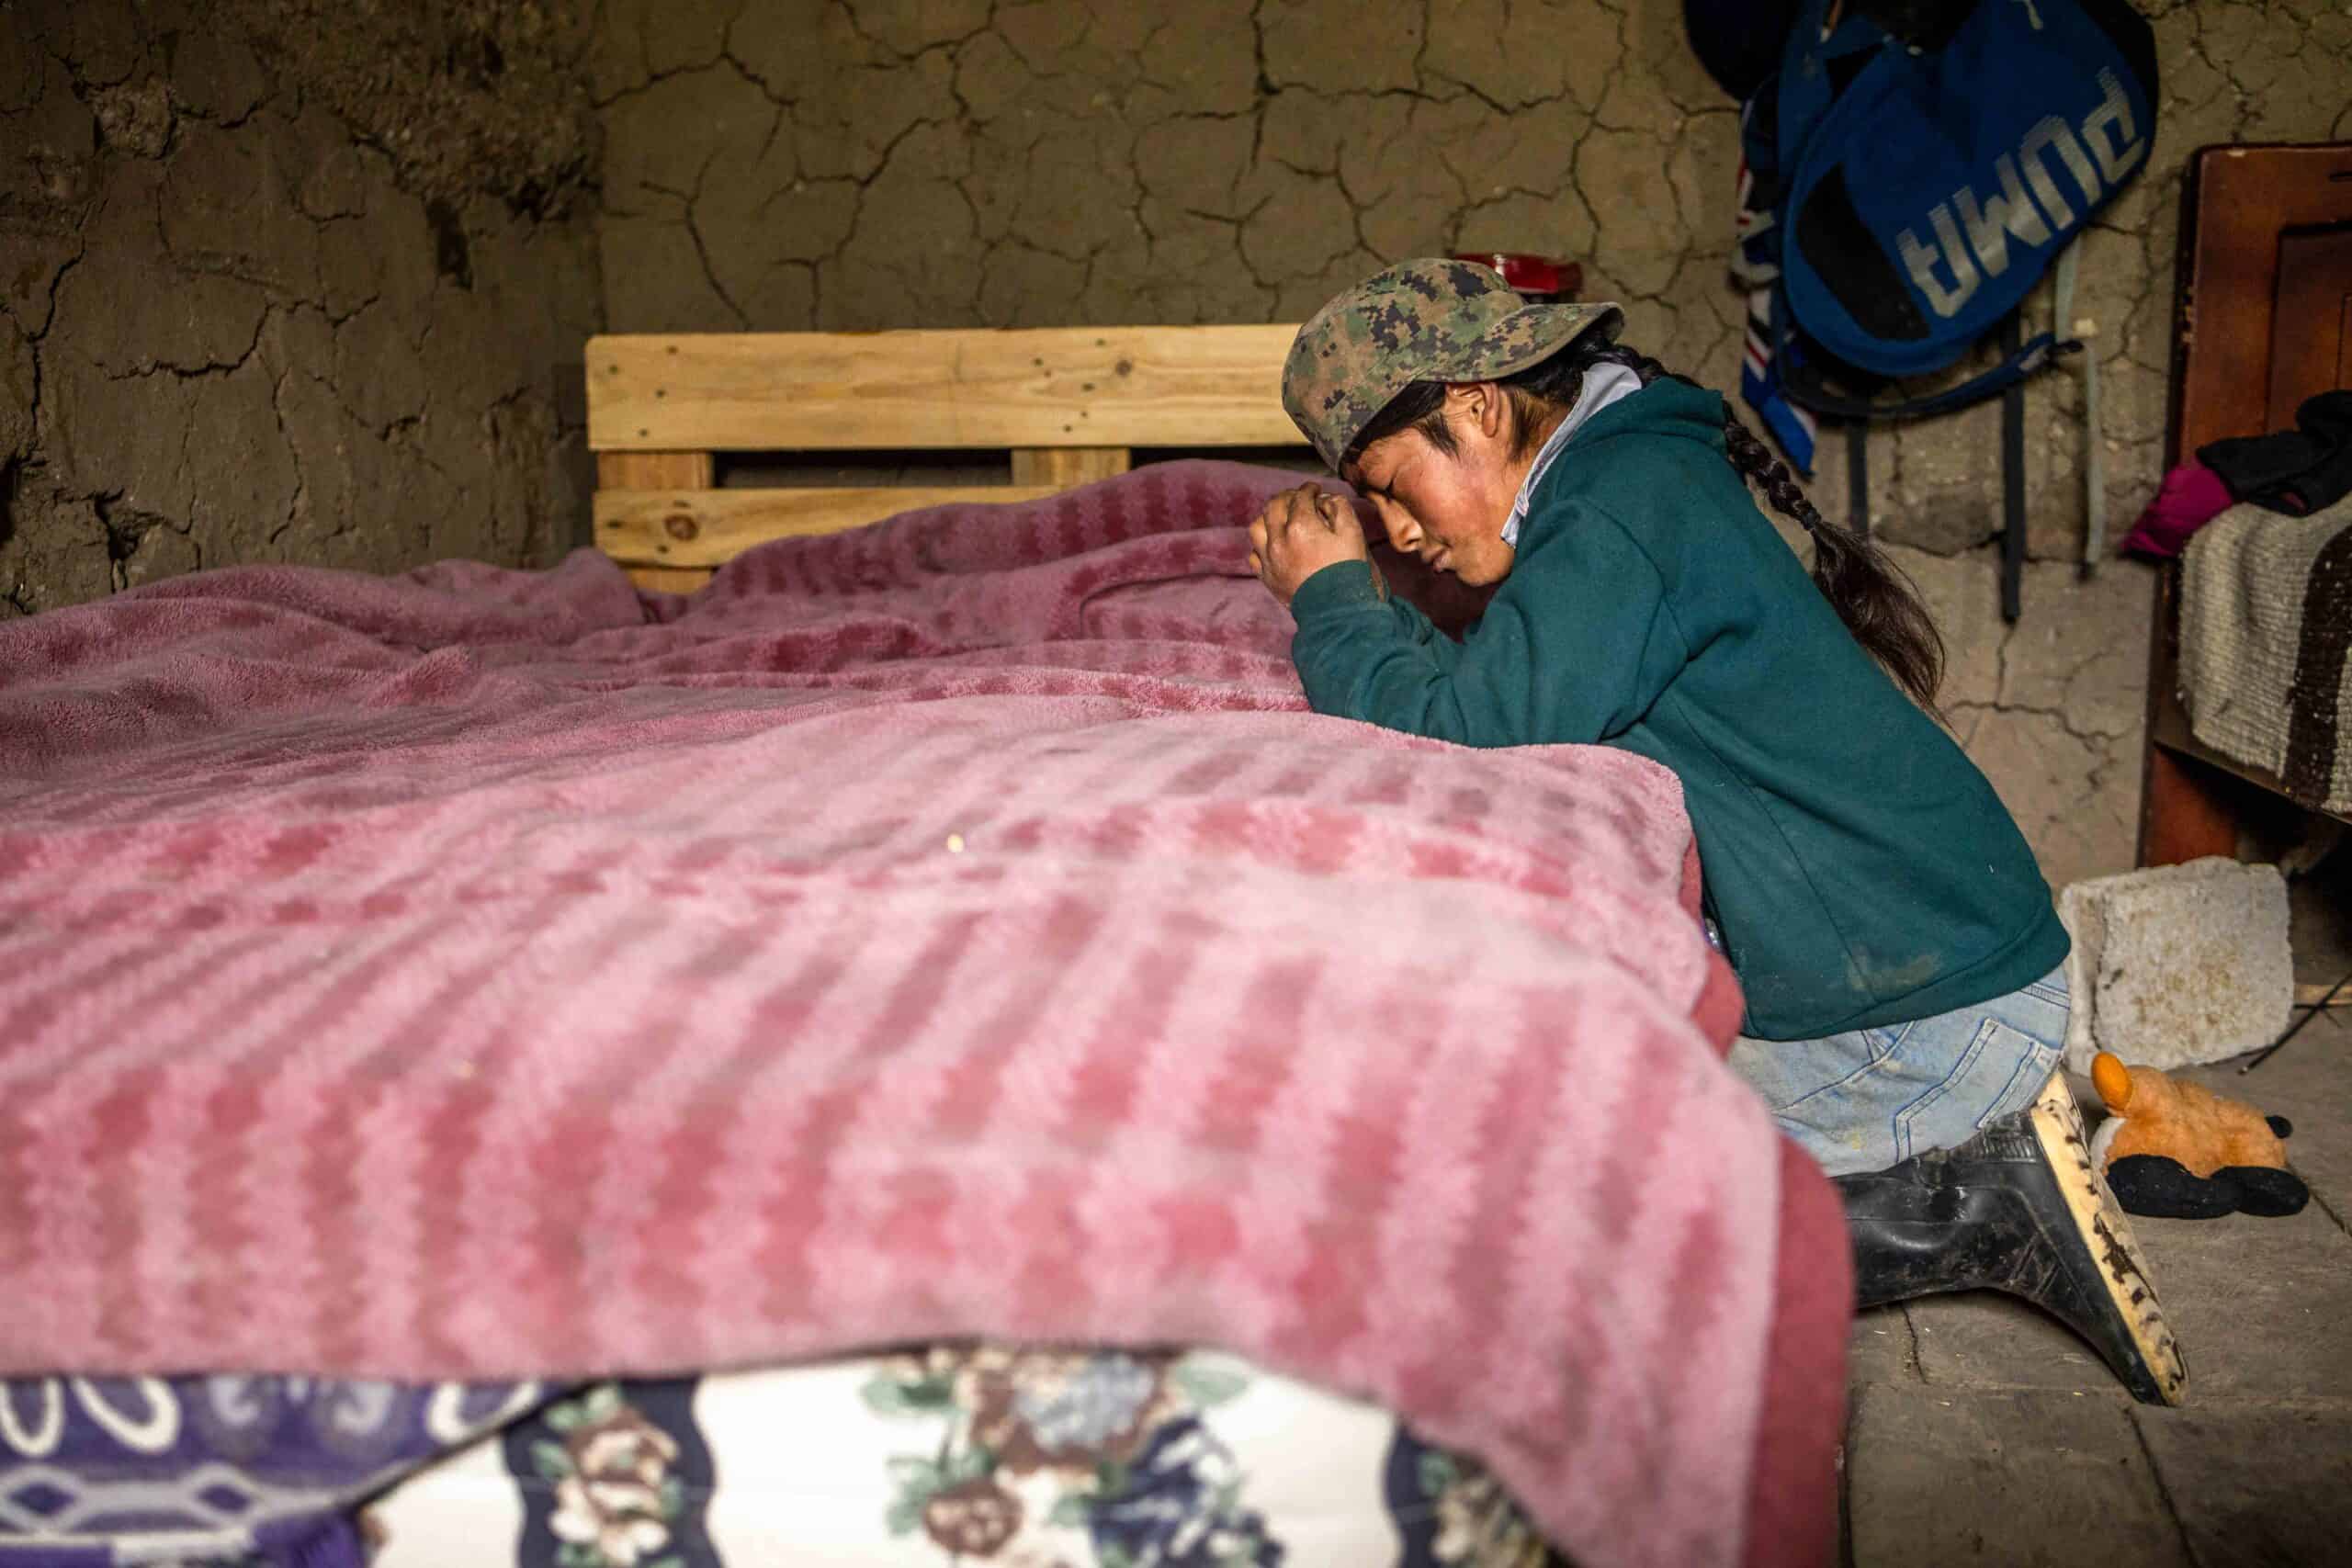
[603,1,2352,886]
[1,0,603,614]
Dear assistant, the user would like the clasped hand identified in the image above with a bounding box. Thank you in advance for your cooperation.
[1247,483,1372,607]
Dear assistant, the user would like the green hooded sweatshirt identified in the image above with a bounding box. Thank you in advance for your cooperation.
[1286,378,2068,1040]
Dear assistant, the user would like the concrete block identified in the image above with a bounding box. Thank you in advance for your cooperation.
[2059,856,2292,1075]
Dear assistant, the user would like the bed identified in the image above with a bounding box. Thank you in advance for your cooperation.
[0,324,1849,1568]
[2138,141,2352,865]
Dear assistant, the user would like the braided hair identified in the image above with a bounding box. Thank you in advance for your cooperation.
[1345,340,1947,712]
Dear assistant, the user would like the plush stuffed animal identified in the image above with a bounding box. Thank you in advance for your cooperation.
[2089,1052,2309,1219]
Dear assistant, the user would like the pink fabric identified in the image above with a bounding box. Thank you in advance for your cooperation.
[2120,461,2234,559]
[0,461,1840,1568]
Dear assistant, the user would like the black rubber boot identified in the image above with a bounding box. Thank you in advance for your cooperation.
[1836,1073,2187,1406]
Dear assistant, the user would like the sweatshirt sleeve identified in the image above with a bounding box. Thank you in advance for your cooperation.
[1286,559,1467,672]
[1285,506,1679,747]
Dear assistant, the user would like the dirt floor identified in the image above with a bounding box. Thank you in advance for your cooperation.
[1839,857,2352,1566]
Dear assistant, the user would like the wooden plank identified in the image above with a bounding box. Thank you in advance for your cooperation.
[595,485,1059,568]
[596,450,714,490]
[586,326,1304,453]
[1011,446,1132,487]
[2266,225,2352,431]
[2140,563,2255,865]
[599,454,717,592]
[625,565,715,594]
[598,453,717,592]
[2169,142,2352,465]
[2300,982,2352,1009]
[2139,745,2247,866]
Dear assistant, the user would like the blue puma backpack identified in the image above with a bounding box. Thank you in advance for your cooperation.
[1733,0,2158,616]
[1758,0,2157,406]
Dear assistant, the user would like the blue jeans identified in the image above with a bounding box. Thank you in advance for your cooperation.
[1725,968,2071,1178]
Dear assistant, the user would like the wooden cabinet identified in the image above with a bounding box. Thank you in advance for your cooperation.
[2137,142,2352,865]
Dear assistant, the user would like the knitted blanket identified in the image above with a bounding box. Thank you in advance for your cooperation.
[0,462,1846,1568]
[2180,494,2352,814]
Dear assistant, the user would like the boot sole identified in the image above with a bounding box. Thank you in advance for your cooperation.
[2029,1072,2188,1404]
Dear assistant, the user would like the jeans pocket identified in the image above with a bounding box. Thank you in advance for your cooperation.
[1974,1021,2061,1131]
[1890,1015,2056,1164]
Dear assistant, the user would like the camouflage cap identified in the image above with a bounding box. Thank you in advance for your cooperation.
[1282,258,1623,472]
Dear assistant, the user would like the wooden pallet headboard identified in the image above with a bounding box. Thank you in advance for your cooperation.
[586,325,1304,592]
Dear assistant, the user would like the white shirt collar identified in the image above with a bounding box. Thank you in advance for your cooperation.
[1500,363,1645,548]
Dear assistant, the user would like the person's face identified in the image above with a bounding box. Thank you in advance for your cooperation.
[1346,384,1524,587]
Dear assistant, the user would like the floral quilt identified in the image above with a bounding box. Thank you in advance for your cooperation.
[1,1353,1560,1567]
[383,1351,1560,1568]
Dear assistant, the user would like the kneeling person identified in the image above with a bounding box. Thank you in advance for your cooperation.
[1250,259,2182,1404]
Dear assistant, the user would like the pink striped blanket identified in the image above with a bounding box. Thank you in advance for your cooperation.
[0,462,1846,1568]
